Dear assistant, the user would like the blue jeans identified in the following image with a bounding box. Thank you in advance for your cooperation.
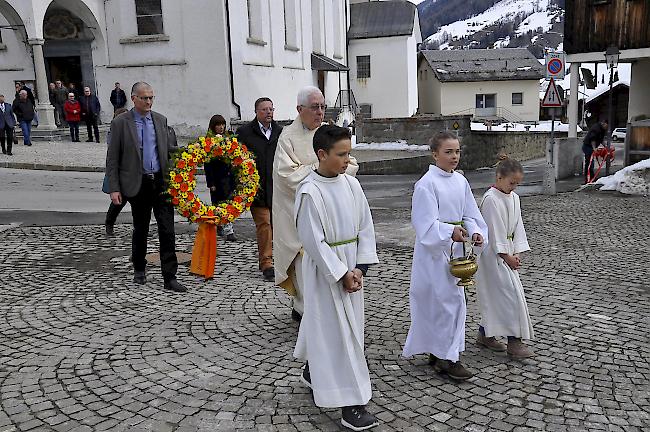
[19,120,31,145]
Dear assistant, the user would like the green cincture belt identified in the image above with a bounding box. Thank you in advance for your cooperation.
[507,233,515,240]
[444,221,465,226]
[326,237,359,247]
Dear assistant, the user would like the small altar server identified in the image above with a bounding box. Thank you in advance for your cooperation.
[294,125,379,431]
[475,158,534,358]
[403,131,488,381]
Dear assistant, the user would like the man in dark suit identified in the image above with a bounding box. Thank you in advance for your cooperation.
[236,97,282,282]
[105,82,187,292]
[0,94,16,155]
[110,82,127,112]
[80,86,101,143]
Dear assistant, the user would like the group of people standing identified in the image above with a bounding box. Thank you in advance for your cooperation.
[0,82,38,154]
[49,80,105,142]
[103,83,535,431]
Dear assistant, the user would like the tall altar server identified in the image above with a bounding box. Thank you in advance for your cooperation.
[403,131,488,381]
[294,125,379,431]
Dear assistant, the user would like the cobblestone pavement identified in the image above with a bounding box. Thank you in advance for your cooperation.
[0,191,649,432]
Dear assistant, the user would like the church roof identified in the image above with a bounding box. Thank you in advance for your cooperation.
[419,48,545,82]
[348,1,416,40]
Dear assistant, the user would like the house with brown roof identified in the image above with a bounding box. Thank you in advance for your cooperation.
[417,48,544,122]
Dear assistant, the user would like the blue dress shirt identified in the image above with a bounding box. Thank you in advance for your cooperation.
[133,110,160,174]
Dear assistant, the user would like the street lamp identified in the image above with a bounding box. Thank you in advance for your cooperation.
[604,46,620,175]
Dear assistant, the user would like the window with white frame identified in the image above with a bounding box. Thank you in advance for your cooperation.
[247,0,265,44]
[359,104,372,118]
[135,0,164,35]
[476,93,496,108]
[512,92,523,105]
[283,0,298,50]
[357,55,370,79]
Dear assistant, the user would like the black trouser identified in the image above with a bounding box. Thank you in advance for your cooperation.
[0,125,13,154]
[85,114,99,142]
[126,173,178,282]
[582,144,595,182]
[69,122,79,141]
[105,201,126,226]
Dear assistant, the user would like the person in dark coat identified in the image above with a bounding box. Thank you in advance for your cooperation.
[110,82,127,112]
[53,80,69,127]
[80,86,101,142]
[0,94,17,155]
[582,120,608,183]
[204,114,238,241]
[14,82,35,106]
[12,90,35,146]
[236,97,282,282]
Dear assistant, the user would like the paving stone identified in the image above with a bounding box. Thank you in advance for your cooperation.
[0,192,648,430]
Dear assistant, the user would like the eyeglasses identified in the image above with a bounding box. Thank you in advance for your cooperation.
[135,96,155,101]
[301,104,327,112]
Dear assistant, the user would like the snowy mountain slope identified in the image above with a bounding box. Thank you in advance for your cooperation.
[422,0,564,56]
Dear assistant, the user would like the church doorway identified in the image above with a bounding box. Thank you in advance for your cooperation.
[42,4,95,91]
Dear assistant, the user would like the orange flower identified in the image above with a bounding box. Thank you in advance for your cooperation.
[182,210,190,218]
[241,144,248,152]
[186,192,195,201]
[170,188,179,197]
[174,174,183,183]
[233,196,243,203]
[171,197,180,205]
[205,137,212,145]
[215,148,223,156]
[180,182,189,192]
[207,208,214,217]
[176,160,186,169]
[233,157,243,166]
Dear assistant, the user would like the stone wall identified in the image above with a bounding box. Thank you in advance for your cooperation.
[463,131,567,170]
[356,115,473,145]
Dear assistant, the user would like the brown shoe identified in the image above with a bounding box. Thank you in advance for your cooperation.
[476,334,506,352]
[433,359,473,381]
[507,339,534,359]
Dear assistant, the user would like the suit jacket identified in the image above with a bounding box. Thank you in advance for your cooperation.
[110,89,127,108]
[105,109,178,198]
[79,95,101,116]
[0,103,16,129]
[236,119,282,208]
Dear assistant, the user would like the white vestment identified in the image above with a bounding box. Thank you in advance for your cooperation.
[402,165,488,362]
[272,117,358,313]
[294,171,378,408]
[475,187,534,339]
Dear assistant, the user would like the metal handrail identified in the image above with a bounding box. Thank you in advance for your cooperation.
[335,89,359,114]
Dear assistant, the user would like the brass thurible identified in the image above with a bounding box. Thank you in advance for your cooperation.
[449,239,478,287]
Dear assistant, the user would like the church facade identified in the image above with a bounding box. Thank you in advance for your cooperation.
[0,0,351,132]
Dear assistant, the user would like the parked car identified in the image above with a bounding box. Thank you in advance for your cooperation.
[612,128,626,141]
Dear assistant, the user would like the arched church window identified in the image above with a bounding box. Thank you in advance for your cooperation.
[135,0,164,35]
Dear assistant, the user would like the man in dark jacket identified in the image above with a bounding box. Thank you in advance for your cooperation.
[0,94,16,155]
[582,120,608,183]
[80,86,101,142]
[110,82,127,112]
[236,97,282,282]
[12,90,35,146]
[54,80,69,126]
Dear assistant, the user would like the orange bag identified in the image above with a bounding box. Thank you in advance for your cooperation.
[189,222,217,279]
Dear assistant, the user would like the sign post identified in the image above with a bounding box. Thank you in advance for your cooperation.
[541,77,564,195]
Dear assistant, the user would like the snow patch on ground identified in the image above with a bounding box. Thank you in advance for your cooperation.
[353,139,429,151]
[596,159,650,195]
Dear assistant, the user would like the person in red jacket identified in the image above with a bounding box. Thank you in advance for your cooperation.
[63,92,81,142]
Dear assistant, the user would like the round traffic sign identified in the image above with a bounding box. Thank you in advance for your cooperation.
[547,58,562,75]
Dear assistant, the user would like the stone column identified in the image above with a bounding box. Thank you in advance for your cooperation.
[568,62,580,139]
[28,38,57,131]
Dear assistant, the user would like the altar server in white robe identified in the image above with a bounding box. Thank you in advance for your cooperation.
[273,86,358,320]
[475,158,535,359]
[402,131,488,382]
[294,125,379,431]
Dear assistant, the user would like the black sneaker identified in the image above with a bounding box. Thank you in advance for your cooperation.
[133,271,146,285]
[105,224,115,236]
[341,405,379,431]
[300,363,311,389]
[262,267,274,282]
[291,309,302,322]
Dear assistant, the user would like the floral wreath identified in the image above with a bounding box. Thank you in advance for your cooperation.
[166,133,260,224]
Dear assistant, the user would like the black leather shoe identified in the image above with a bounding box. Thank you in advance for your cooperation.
[262,267,275,282]
[164,279,187,292]
[291,309,302,322]
[133,271,146,285]
[105,224,115,236]
[300,363,312,389]
[86,139,93,142]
